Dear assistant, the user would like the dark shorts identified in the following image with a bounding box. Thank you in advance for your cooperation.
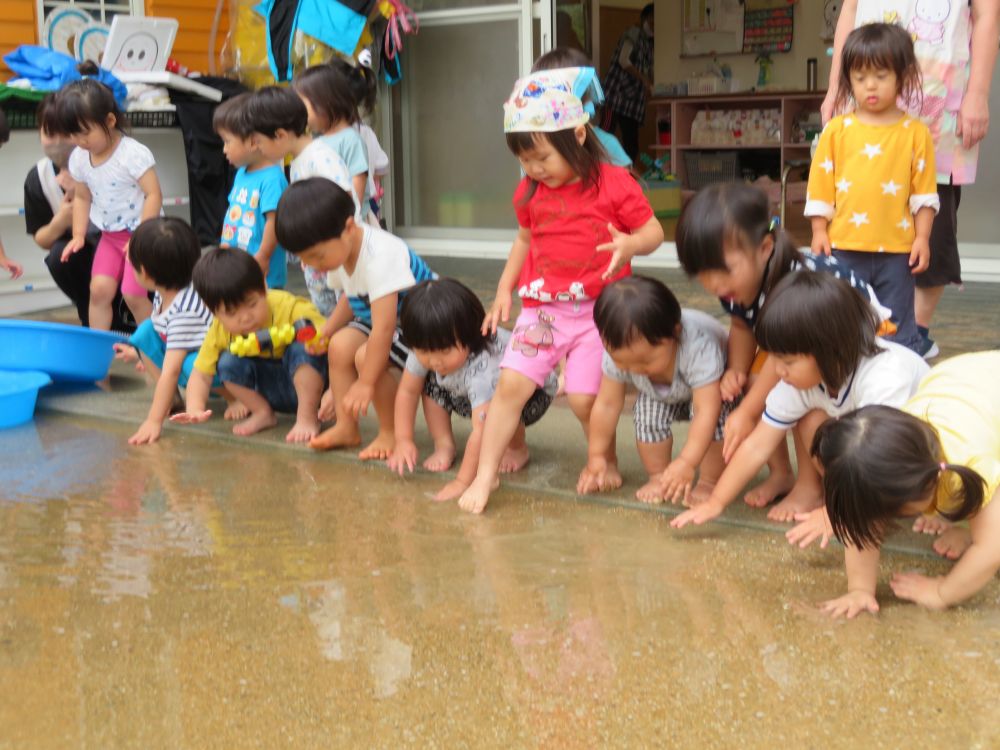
[422,373,553,427]
[832,250,921,353]
[217,342,327,413]
[346,319,411,370]
[917,183,962,288]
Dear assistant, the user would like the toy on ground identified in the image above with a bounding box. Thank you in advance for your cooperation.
[229,318,327,357]
[0,370,52,428]
[0,320,123,382]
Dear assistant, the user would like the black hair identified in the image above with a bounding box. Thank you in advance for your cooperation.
[0,108,8,146]
[755,270,879,392]
[274,178,356,254]
[837,22,922,114]
[594,275,682,350]
[247,86,308,138]
[506,127,607,203]
[47,78,129,138]
[36,93,57,137]
[212,92,255,138]
[640,3,654,23]
[293,63,361,130]
[813,405,986,550]
[399,278,492,357]
[341,55,378,117]
[192,245,266,312]
[676,183,801,295]
[127,217,202,290]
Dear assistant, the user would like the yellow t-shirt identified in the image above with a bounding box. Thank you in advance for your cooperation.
[902,351,1000,514]
[193,289,326,376]
[805,113,938,253]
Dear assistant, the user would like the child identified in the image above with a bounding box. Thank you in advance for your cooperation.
[351,50,390,222]
[0,109,23,280]
[577,275,731,505]
[458,68,664,514]
[112,217,236,445]
[294,61,372,219]
[676,183,888,520]
[246,85,358,316]
[531,47,631,168]
[49,78,163,330]
[170,246,328,444]
[671,271,928,530]
[810,350,1000,617]
[274,178,436,459]
[214,93,288,289]
[388,278,557,501]
[806,23,939,354]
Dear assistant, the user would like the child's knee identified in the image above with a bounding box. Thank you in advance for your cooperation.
[217,352,254,388]
[283,342,328,384]
[89,276,117,303]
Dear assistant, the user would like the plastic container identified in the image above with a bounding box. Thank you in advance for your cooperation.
[0,370,52,428]
[682,151,741,190]
[0,320,123,382]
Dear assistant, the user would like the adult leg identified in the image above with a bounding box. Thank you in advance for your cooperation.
[915,184,962,358]
[618,115,641,162]
[45,241,94,326]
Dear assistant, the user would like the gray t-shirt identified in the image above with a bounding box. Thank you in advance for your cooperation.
[602,309,727,404]
[405,327,558,409]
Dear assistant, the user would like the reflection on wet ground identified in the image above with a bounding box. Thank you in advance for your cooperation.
[1,415,998,749]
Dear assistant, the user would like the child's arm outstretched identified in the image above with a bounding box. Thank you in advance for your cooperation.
[0,237,24,279]
[170,369,214,424]
[129,349,189,445]
[577,376,626,494]
[821,545,882,619]
[62,180,92,260]
[388,369,424,475]
[670,421,787,528]
[724,354,781,462]
[484,227,530,334]
[598,216,664,280]
[891,491,1000,609]
[137,168,163,224]
[660,381,722,503]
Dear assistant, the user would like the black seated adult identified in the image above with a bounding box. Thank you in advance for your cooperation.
[23,97,133,331]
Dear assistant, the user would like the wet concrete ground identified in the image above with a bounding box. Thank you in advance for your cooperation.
[2,261,999,748]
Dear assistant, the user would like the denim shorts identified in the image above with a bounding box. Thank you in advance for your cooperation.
[216,342,327,413]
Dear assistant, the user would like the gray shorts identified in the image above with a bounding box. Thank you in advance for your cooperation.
[632,392,738,444]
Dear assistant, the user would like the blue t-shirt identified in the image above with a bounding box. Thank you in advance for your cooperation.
[593,126,631,168]
[221,164,288,288]
[321,129,370,213]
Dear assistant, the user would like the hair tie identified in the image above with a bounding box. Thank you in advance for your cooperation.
[939,462,947,472]
[768,216,780,233]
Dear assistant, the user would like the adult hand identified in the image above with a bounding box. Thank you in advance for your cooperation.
[958,91,990,150]
[820,89,838,126]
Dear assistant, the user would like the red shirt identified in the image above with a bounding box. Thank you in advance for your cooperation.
[513,163,654,306]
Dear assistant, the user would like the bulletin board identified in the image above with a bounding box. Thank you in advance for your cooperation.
[681,0,797,58]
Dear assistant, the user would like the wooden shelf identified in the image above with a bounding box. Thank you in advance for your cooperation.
[782,142,813,148]
[680,143,781,150]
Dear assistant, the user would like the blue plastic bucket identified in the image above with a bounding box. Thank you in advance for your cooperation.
[0,320,122,382]
[0,370,52,428]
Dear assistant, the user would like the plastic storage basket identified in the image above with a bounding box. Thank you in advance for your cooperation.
[682,151,741,190]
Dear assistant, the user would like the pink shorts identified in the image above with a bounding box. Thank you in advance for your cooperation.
[92,229,145,297]
[501,300,604,396]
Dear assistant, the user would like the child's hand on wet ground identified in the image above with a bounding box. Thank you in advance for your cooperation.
[660,458,695,505]
[343,381,374,418]
[890,572,948,610]
[388,439,418,475]
[169,410,212,425]
[786,506,834,549]
[819,590,879,619]
[576,457,622,495]
[670,499,724,529]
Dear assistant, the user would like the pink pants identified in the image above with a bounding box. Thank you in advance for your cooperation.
[92,229,145,297]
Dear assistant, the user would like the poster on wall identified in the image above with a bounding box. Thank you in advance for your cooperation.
[681,0,744,57]
[742,3,794,53]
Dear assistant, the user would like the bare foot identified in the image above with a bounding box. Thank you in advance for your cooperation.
[498,444,530,474]
[458,476,499,514]
[422,443,456,472]
[232,410,278,437]
[309,422,361,452]
[636,478,665,504]
[688,479,716,507]
[286,416,321,444]
[744,471,796,508]
[766,482,823,523]
[913,514,950,535]
[224,401,250,421]
[359,431,394,461]
[932,526,971,560]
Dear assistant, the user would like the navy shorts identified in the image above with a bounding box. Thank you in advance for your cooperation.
[217,342,327,413]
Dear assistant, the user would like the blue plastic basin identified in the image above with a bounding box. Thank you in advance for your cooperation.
[0,370,52,428]
[0,320,123,382]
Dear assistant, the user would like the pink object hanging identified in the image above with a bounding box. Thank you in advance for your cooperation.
[379,0,418,60]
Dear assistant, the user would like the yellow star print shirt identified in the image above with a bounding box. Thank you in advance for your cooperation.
[805,114,939,253]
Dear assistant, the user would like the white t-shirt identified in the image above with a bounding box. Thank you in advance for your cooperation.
[325,224,415,303]
[358,124,389,175]
[289,138,361,220]
[151,284,214,351]
[762,338,929,429]
[68,136,156,232]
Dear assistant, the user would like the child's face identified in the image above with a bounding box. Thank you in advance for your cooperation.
[516,127,585,189]
[214,291,270,336]
[695,236,772,308]
[70,115,117,154]
[606,335,677,379]
[296,221,357,272]
[850,65,898,114]
[411,345,470,377]
[218,129,255,167]
[771,353,823,390]
[251,130,291,163]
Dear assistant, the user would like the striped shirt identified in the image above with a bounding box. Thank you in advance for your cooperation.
[151,283,213,351]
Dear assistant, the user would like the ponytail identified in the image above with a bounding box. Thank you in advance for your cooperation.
[936,463,986,523]
[762,226,802,297]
